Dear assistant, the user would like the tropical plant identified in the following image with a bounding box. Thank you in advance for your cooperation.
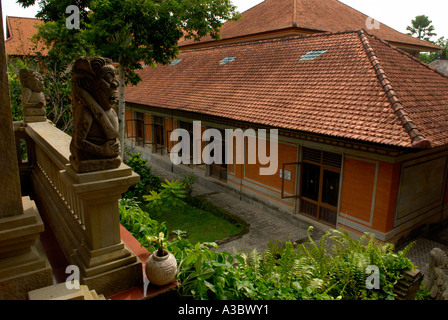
[147,232,167,257]
[144,179,188,236]
[123,152,161,200]
[118,197,166,246]
[171,227,419,300]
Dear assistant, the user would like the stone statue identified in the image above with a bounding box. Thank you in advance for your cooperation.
[19,69,47,122]
[423,247,448,300]
[69,57,121,173]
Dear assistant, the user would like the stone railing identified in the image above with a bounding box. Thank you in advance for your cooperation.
[14,120,142,297]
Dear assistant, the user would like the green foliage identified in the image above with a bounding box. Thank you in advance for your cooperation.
[170,227,419,300]
[82,0,240,85]
[7,56,73,133]
[18,0,240,151]
[419,37,448,64]
[148,231,167,257]
[123,153,161,200]
[175,241,237,300]
[407,15,437,41]
[7,57,29,121]
[178,174,195,198]
[144,179,188,235]
[119,194,419,300]
[118,197,167,248]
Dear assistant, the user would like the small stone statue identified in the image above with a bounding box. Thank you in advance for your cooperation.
[69,57,121,173]
[19,69,47,122]
[423,247,448,300]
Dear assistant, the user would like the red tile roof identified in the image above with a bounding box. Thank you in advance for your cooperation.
[5,16,47,56]
[126,30,448,149]
[179,0,440,52]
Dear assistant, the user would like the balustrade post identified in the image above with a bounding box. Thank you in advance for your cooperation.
[0,9,52,299]
[26,121,143,297]
[61,164,142,295]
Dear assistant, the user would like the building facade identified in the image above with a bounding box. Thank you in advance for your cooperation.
[125,28,448,245]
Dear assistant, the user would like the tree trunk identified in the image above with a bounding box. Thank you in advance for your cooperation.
[118,60,125,159]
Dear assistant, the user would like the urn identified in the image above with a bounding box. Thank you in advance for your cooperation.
[145,249,177,286]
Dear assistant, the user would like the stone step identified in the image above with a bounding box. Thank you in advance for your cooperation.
[28,281,107,300]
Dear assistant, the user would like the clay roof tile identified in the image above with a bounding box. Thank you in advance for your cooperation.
[127,30,448,149]
[5,16,47,56]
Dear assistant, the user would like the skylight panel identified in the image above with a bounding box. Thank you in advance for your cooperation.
[299,50,327,61]
[220,57,236,65]
[170,59,182,65]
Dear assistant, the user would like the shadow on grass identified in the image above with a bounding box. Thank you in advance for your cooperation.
[149,195,249,245]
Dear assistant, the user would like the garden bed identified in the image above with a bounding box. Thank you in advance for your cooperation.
[150,195,248,245]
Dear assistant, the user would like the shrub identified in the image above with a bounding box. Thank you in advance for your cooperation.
[118,197,166,250]
[123,153,161,200]
[171,227,419,300]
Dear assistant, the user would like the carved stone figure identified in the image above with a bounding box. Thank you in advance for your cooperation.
[19,69,47,122]
[69,57,121,173]
[423,248,448,300]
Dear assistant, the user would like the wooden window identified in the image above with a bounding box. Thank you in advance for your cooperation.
[153,115,165,153]
[135,111,145,147]
[177,120,194,164]
[208,128,227,181]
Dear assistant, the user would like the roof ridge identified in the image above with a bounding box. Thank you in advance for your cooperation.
[6,16,41,21]
[363,30,448,81]
[182,29,361,54]
[358,29,431,149]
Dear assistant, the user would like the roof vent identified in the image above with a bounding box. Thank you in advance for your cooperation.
[220,57,236,65]
[299,50,327,61]
[170,59,182,65]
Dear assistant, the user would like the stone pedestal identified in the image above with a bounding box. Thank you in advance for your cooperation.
[26,120,143,297]
[0,9,52,299]
[394,269,424,300]
[59,164,142,297]
[23,107,47,123]
[58,164,142,296]
[0,197,53,300]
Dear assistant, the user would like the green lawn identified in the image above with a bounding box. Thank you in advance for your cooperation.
[150,197,246,245]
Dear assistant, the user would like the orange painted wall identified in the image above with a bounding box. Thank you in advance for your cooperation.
[244,142,297,194]
[340,158,376,223]
[372,161,401,232]
[340,157,400,233]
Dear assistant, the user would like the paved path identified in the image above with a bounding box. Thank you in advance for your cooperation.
[148,160,448,297]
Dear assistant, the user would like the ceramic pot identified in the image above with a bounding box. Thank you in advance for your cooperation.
[145,249,177,286]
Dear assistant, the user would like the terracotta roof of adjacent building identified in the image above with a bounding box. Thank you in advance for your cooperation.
[5,16,47,56]
[179,0,440,52]
[126,30,448,149]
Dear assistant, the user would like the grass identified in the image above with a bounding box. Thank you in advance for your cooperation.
[149,196,247,245]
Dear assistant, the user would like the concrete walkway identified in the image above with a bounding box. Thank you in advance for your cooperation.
[148,160,448,297]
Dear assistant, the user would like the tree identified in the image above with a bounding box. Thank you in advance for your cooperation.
[419,36,448,64]
[407,15,437,41]
[144,179,187,236]
[18,0,240,157]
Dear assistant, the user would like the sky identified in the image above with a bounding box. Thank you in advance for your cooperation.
[2,0,448,41]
